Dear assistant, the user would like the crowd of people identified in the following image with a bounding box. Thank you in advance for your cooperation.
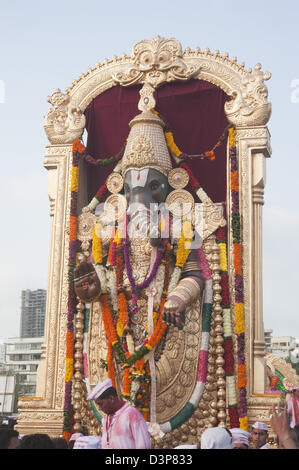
[1,380,299,450]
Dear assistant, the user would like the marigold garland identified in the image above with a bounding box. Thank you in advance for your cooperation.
[163,122,228,162]
[165,131,182,157]
[176,221,193,267]
[70,166,79,193]
[235,303,245,335]
[92,225,103,265]
[71,138,124,167]
[69,216,78,242]
[216,225,239,429]
[233,243,242,275]
[229,127,248,431]
[63,146,81,441]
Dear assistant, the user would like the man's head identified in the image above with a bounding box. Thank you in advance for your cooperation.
[0,429,19,449]
[94,387,119,415]
[87,378,123,415]
[251,422,268,448]
[231,428,250,449]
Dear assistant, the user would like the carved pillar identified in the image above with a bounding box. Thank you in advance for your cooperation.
[16,144,74,435]
[235,128,271,396]
[252,151,267,393]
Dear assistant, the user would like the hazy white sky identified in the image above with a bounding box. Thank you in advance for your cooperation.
[0,0,299,340]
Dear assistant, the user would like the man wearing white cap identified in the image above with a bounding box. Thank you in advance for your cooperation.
[230,428,250,449]
[87,378,151,449]
[250,422,269,449]
[200,427,234,449]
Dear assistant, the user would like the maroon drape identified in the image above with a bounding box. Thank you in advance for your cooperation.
[85,79,229,203]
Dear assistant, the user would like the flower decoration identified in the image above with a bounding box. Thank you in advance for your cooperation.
[228,127,248,430]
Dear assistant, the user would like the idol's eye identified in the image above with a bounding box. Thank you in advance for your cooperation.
[149,181,159,191]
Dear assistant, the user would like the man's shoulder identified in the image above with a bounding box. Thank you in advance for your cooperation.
[122,403,145,418]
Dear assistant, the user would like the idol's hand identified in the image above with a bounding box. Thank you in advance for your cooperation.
[162,295,186,330]
[74,261,101,302]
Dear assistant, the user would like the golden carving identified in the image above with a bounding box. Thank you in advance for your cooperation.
[168,168,189,190]
[112,36,200,89]
[103,194,127,222]
[194,202,226,240]
[265,353,299,388]
[44,89,86,144]
[138,83,157,112]
[122,111,172,177]
[225,63,271,127]
[106,172,124,194]
[165,190,194,217]
[77,212,97,242]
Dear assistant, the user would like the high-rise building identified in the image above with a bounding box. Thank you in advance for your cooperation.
[20,289,46,338]
[5,337,43,398]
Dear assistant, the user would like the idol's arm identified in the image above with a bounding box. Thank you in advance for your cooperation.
[163,251,204,330]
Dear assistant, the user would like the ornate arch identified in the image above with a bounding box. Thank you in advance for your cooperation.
[44,36,271,144]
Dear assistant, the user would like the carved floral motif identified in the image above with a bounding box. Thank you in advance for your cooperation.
[112,36,200,89]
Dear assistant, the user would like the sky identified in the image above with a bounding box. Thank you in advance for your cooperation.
[0,0,298,341]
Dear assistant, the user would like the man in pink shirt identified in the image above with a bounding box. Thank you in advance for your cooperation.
[87,378,151,449]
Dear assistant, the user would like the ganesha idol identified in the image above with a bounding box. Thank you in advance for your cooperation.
[74,102,226,442]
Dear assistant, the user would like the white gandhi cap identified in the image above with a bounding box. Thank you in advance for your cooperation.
[252,421,268,431]
[86,378,113,401]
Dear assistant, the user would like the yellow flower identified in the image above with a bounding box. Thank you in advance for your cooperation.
[165,131,182,157]
[114,230,122,246]
[116,318,124,338]
[70,166,79,192]
[235,303,245,334]
[228,127,236,147]
[92,226,103,264]
[175,221,193,267]
[65,358,73,382]
[218,242,228,272]
[239,416,248,431]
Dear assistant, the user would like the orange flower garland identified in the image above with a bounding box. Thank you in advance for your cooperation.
[72,139,85,154]
[107,341,116,388]
[100,293,118,345]
[233,243,242,275]
[69,216,78,242]
[237,364,247,388]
